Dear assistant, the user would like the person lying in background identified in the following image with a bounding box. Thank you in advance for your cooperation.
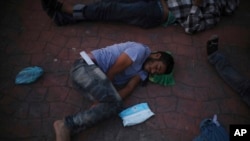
[41,0,239,34]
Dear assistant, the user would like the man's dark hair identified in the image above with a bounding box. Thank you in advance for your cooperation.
[153,51,174,74]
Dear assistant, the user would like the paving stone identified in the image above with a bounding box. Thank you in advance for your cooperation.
[0,0,250,141]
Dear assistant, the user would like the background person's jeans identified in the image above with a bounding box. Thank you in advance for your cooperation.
[65,59,123,133]
[208,52,250,106]
[73,0,163,28]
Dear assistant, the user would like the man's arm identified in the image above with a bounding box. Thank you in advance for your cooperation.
[107,52,133,81]
[118,75,141,99]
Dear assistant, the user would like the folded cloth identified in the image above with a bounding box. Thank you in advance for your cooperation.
[149,51,175,86]
[149,71,175,86]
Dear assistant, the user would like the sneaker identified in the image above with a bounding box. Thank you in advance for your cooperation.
[53,11,77,26]
[207,35,219,56]
[41,0,62,18]
[41,0,62,11]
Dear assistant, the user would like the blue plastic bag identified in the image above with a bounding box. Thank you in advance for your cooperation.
[15,66,44,84]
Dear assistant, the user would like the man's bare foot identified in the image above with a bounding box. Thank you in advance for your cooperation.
[53,120,71,141]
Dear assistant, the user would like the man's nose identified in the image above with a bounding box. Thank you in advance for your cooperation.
[151,68,156,74]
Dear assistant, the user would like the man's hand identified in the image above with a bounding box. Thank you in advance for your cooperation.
[193,0,203,6]
[118,75,141,99]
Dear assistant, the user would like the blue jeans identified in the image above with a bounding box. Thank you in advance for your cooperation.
[208,52,250,106]
[73,0,163,28]
[65,59,123,133]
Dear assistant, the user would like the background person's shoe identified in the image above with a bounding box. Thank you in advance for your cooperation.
[207,35,219,56]
[53,11,77,26]
[41,0,57,10]
[41,0,62,18]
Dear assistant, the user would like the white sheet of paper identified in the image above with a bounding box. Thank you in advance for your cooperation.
[80,51,94,65]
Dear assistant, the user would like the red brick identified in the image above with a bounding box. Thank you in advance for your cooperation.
[47,86,69,102]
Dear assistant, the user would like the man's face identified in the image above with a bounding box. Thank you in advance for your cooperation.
[144,60,167,75]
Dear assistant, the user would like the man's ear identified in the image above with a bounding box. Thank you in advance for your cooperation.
[150,53,161,59]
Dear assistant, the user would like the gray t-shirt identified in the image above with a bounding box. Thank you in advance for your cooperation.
[91,41,151,85]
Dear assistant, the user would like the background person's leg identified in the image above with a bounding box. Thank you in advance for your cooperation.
[42,0,162,28]
[208,52,250,97]
[207,36,250,106]
[83,0,162,28]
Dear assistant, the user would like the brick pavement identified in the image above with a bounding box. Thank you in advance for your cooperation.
[0,0,250,141]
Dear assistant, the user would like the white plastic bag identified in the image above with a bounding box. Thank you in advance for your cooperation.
[119,103,155,127]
